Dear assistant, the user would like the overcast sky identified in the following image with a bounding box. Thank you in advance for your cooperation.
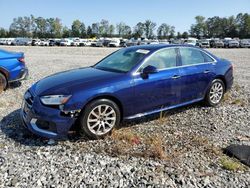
[0,0,249,32]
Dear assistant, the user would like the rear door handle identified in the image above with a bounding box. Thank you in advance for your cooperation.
[171,75,181,79]
[203,70,210,74]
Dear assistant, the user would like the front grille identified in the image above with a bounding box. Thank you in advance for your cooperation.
[24,90,34,107]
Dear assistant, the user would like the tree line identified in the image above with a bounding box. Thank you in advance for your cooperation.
[190,13,250,38]
[0,13,249,39]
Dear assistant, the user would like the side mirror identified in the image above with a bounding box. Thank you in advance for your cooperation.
[140,65,158,79]
[142,65,158,75]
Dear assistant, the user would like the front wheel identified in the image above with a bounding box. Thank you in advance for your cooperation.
[0,73,7,93]
[205,79,225,106]
[79,99,121,139]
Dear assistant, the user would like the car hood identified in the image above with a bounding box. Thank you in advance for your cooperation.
[31,67,122,96]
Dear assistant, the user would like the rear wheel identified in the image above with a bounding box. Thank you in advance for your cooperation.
[205,79,225,106]
[0,73,7,93]
[79,99,121,139]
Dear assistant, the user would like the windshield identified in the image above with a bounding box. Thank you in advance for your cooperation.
[94,48,149,73]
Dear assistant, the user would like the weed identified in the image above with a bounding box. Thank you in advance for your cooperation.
[220,156,244,171]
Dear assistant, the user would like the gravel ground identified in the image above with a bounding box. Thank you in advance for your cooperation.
[0,46,249,187]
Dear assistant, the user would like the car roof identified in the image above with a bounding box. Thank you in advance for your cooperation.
[126,44,199,51]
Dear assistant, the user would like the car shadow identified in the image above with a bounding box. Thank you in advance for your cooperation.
[8,81,22,89]
[0,102,204,146]
[0,109,48,147]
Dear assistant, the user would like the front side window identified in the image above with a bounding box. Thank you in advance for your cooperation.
[140,48,177,71]
[179,48,214,66]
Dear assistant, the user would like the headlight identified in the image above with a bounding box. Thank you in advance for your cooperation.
[40,95,71,105]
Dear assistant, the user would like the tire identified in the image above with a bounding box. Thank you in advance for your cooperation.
[205,79,225,106]
[79,99,121,139]
[0,73,7,93]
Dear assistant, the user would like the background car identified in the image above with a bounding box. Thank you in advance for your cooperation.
[108,39,120,47]
[224,39,239,48]
[71,38,80,46]
[39,39,49,46]
[0,49,28,93]
[21,45,233,139]
[49,39,56,46]
[210,39,224,48]
[239,39,250,48]
[31,39,41,46]
[197,39,210,48]
[184,37,198,46]
[60,39,72,46]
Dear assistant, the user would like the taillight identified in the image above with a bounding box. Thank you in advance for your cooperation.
[18,57,25,64]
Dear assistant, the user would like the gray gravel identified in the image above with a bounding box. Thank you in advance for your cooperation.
[0,46,250,187]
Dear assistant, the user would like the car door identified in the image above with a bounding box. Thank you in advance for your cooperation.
[178,47,216,103]
[132,48,182,114]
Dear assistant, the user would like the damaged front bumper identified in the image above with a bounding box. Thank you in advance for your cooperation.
[20,90,80,139]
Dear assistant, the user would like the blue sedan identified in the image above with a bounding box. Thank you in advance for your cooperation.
[21,45,233,139]
[0,49,28,92]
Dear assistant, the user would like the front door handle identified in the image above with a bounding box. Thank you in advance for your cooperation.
[203,70,210,74]
[171,75,181,79]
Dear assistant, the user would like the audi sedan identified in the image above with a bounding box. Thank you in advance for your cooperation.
[21,45,233,139]
[0,49,28,93]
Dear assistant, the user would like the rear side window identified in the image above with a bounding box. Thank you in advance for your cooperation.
[202,52,214,62]
[140,48,177,71]
[179,48,214,66]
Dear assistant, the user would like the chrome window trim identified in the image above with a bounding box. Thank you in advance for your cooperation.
[132,46,217,76]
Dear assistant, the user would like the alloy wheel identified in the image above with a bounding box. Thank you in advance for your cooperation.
[209,82,224,104]
[87,104,116,136]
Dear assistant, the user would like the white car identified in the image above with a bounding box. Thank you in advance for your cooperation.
[149,40,159,45]
[71,39,80,46]
[240,40,250,48]
[60,39,72,46]
[159,40,169,44]
[185,38,198,46]
[40,40,49,46]
[79,39,91,46]
[32,39,41,46]
[1,38,14,45]
[96,39,104,47]
[109,39,120,47]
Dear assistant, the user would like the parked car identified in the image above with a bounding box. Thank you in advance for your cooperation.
[224,39,239,48]
[39,39,49,46]
[1,38,15,45]
[49,39,56,46]
[0,38,6,45]
[120,39,128,47]
[103,39,112,47]
[239,39,250,48]
[126,39,139,46]
[11,38,32,46]
[109,39,120,47]
[197,39,210,48]
[60,39,72,46]
[96,39,104,47]
[90,40,97,47]
[0,49,28,93]
[21,44,233,139]
[31,39,41,46]
[71,39,80,46]
[159,40,169,44]
[149,40,159,45]
[78,39,92,46]
[184,38,198,46]
[210,39,224,48]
